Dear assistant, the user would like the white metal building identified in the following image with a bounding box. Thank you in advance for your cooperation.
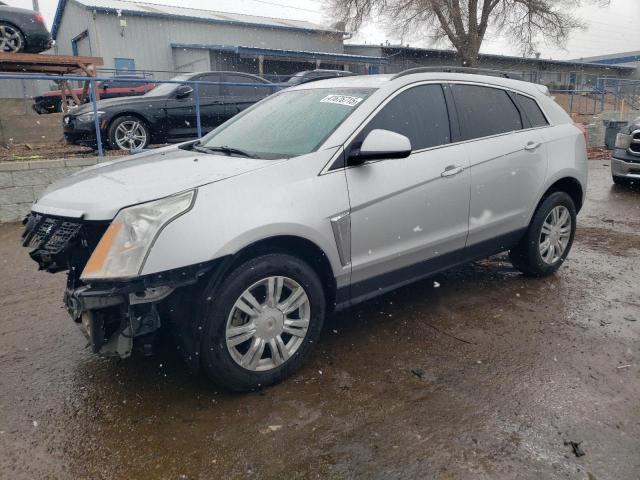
[50,0,387,79]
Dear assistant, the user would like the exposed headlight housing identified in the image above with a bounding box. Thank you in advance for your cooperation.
[615,132,632,150]
[81,190,195,281]
[76,111,105,123]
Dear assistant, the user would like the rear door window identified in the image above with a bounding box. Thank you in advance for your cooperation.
[355,84,451,151]
[515,94,549,128]
[198,74,222,98]
[224,74,271,98]
[452,84,523,140]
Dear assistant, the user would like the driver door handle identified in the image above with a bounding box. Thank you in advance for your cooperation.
[524,141,541,151]
[441,165,465,177]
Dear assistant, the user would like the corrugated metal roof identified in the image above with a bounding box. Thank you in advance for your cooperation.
[62,0,339,34]
[172,43,388,64]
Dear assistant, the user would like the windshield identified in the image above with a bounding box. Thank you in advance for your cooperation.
[143,75,190,97]
[198,88,373,159]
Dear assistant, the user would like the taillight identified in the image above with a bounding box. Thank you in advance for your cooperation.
[34,14,45,24]
[574,122,588,144]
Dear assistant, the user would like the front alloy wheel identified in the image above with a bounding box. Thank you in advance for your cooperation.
[201,253,325,391]
[226,276,310,371]
[108,116,150,151]
[114,120,148,151]
[0,24,24,53]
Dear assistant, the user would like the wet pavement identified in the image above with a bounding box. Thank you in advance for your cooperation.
[1,161,639,480]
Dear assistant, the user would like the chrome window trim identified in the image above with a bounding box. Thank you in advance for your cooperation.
[318,79,552,176]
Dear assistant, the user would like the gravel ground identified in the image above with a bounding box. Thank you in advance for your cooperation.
[0,161,639,480]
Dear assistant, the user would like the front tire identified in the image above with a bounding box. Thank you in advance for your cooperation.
[613,175,637,187]
[200,254,326,391]
[510,191,577,277]
[108,115,150,151]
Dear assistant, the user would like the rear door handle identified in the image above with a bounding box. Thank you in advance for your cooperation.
[524,141,541,151]
[441,165,465,177]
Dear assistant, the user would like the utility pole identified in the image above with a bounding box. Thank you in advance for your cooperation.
[32,0,40,12]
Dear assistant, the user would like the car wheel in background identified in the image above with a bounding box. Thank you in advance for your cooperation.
[58,97,80,113]
[108,116,150,151]
[200,253,326,391]
[612,175,636,187]
[509,191,577,277]
[0,22,25,53]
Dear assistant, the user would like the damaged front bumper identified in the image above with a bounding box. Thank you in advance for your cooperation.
[22,211,220,363]
[65,283,174,358]
[64,262,216,359]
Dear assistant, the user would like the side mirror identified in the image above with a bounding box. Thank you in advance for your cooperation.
[349,129,412,165]
[176,85,193,99]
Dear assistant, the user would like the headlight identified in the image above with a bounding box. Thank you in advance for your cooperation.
[76,111,105,123]
[81,190,195,281]
[615,132,632,150]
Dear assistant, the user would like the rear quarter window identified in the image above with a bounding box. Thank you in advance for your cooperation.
[515,94,549,128]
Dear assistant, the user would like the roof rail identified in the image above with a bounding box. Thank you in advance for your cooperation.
[391,67,524,81]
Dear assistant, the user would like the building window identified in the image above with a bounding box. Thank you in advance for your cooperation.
[114,58,136,75]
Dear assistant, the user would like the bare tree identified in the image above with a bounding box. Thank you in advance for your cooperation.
[331,0,608,67]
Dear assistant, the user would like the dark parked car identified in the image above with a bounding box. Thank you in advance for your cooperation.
[33,78,156,114]
[63,71,278,151]
[284,69,355,86]
[0,5,52,53]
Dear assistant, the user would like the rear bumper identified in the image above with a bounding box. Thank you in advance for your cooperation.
[22,31,53,53]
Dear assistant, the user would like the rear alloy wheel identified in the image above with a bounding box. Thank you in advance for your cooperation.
[510,191,577,277]
[201,253,325,391]
[108,116,150,151]
[0,23,25,53]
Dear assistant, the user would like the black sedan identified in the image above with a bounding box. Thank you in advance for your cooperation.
[63,71,278,151]
[0,5,52,53]
[284,69,355,86]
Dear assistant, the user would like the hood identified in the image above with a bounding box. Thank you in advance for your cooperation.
[32,145,281,220]
[70,95,163,115]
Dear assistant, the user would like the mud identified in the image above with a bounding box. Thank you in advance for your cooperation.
[1,161,639,480]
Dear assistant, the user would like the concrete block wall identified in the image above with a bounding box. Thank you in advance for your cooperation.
[0,100,65,145]
[0,157,98,223]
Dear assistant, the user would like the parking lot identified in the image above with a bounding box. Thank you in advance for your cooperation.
[0,160,638,480]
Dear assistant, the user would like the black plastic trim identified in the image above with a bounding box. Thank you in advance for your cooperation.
[335,229,526,310]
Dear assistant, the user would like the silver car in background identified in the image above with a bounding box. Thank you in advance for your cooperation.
[22,69,588,391]
[612,117,640,186]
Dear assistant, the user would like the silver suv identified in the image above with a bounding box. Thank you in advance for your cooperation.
[22,69,588,391]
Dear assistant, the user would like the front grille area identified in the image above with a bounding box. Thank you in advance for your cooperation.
[22,213,108,275]
[22,214,82,254]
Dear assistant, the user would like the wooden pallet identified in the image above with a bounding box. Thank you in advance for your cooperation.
[0,52,103,75]
[0,53,105,110]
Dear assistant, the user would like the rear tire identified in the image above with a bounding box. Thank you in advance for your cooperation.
[200,253,326,391]
[0,22,25,53]
[510,191,577,277]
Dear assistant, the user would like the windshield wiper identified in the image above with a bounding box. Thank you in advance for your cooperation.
[192,143,256,158]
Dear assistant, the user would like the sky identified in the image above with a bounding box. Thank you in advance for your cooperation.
[4,0,639,60]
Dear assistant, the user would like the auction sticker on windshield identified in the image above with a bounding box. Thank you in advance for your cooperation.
[320,95,364,107]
